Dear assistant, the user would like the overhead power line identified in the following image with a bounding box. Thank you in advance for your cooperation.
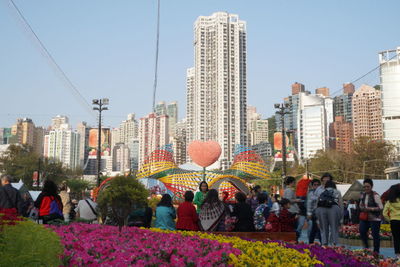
[331,52,399,97]
[8,0,95,117]
[152,0,161,112]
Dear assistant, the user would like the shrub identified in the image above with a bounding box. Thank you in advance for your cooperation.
[0,219,63,266]
[97,175,148,231]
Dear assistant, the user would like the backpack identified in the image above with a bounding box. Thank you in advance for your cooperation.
[317,190,336,208]
[49,196,63,216]
[254,204,268,230]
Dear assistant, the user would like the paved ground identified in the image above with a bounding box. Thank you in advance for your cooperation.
[298,229,396,259]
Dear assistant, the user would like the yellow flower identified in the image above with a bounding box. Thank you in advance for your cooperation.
[147,228,323,266]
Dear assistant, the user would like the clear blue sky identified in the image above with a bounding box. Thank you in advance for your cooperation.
[1,0,399,129]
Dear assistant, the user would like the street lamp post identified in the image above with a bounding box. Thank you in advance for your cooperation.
[92,98,109,187]
[274,102,291,178]
[362,159,386,179]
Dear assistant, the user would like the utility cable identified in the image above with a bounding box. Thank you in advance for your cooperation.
[331,52,399,97]
[8,0,95,117]
[152,0,161,113]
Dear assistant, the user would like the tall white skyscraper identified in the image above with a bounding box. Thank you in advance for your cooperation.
[138,113,169,167]
[44,123,80,169]
[167,102,178,141]
[119,113,138,144]
[297,93,333,159]
[379,47,400,155]
[186,12,248,169]
[51,115,69,130]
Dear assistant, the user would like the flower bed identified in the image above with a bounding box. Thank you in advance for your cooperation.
[48,223,398,266]
[340,224,392,240]
[149,228,400,266]
[49,223,240,266]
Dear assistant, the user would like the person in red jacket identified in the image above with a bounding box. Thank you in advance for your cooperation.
[176,191,199,231]
[279,198,297,232]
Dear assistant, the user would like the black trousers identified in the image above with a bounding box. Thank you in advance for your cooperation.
[390,220,400,254]
[308,215,321,244]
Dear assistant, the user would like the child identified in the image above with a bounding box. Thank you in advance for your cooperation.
[279,198,297,232]
[266,194,281,232]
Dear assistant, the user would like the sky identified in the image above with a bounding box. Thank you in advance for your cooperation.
[1,0,399,129]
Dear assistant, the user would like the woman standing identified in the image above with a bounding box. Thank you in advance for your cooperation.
[232,192,255,232]
[199,189,226,231]
[283,177,300,238]
[315,180,343,246]
[155,194,176,230]
[383,184,400,260]
[176,191,199,231]
[194,181,209,213]
[59,182,71,222]
[359,178,383,254]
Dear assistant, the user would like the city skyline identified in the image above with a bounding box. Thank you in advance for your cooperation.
[2,1,399,128]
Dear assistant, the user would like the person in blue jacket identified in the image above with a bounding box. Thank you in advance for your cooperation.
[155,194,176,230]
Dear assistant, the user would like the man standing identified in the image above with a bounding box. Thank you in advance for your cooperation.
[307,179,322,243]
[0,175,23,215]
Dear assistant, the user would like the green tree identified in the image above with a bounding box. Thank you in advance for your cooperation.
[97,175,148,231]
[267,115,276,147]
[0,145,38,187]
[306,137,394,183]
[352,137,394,179]
[0,144,83,189]
[66,178,91,200]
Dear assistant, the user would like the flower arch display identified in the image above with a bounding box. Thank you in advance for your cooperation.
[136,143,270,199]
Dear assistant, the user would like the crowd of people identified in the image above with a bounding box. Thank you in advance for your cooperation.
[0,174,98,224]
[1,172,400,260]
[148,174,400,260]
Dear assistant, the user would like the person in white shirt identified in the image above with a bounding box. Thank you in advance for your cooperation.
[75,197,98,221]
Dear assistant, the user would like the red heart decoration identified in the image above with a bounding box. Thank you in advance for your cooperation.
[188,140,222,168]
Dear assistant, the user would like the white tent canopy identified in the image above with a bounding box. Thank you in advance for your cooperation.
[337,184,351,197]
[356,179,399,195]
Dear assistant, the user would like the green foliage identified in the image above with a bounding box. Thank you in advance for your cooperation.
[97,175,148,231]
[66,178,91,200]
[0,220,63,267]
[0,144,83,189]
[267,116,276,147]
[307,137,394,183]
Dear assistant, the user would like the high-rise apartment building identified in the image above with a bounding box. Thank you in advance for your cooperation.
[186,12,248,169]
[329,116,353,153]
[186,68,195,151]
[138,113,169,167]
[167,102,178,140]
[11,118,35,146]
[10,118,43,155]
[171,120,187,165]
[315,87,330,97]
[155,102,167,116]
[249,119,269,146]
[76,122,89,168]
[379,47,400,154]
[44,123,80,169]
[297,94,334,159]
[334,83,355,123]
[118,113,139,170]
[352,84,383,140]
[247,106,268,145]
[292,82,305,95]
[51,115,69,130]
[112,143,131,173]
[119,114,138,144]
